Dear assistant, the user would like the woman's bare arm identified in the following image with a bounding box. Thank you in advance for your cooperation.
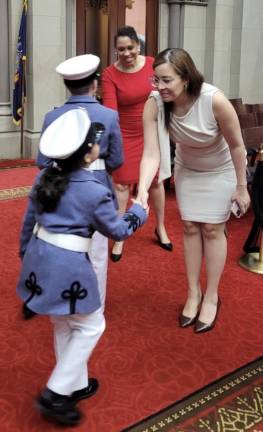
[213,92,250,214]
[137,97,160,206]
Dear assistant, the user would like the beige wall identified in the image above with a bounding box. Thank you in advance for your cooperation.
[239,0,263,102]
[205,0,236,94]
[158,0,169,52]
[183,4,207,73]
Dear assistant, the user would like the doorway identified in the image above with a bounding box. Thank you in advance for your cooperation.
[76,0,159,71]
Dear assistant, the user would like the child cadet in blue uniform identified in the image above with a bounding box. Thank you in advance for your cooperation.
[23,54,123,321]
[16,109,147,426]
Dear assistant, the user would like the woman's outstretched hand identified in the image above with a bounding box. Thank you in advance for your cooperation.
[132,189,150,214]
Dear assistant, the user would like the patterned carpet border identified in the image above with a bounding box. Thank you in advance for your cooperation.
[123,356,263,432]
[0,186,31,201]
[0,160,35,170]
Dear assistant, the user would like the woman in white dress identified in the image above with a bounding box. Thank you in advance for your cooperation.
[137,48,250,333]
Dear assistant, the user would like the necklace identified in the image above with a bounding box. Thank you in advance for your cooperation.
[116,56,143,73]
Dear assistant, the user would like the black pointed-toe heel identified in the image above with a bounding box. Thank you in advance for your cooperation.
[111,242,123,262]
[179,313,198,328]
[179,294,203,328]
[22,303,37,320]
[194,298,221,334]
[154,229,173,252]
[110,253,122,262]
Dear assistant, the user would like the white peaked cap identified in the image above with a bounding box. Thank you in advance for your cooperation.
[56,54,100,80]
[39,109,91,159]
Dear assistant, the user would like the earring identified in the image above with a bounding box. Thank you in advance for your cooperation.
[184,82,188,91]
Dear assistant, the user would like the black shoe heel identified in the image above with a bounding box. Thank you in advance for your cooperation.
[195,298,221,334]
[154,229,173,252]
[22,303,37,320]
[111,243,123,262]
[179,294,203,328]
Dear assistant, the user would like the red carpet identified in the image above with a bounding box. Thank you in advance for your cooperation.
[124,356,263,431]
[0,159,35,169]
[0,170,262,431]
[0,166,37,190]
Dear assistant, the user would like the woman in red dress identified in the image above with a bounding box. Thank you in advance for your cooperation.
[101,26,172,261]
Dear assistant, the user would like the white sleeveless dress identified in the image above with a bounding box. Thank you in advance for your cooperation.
[169,82,237,223]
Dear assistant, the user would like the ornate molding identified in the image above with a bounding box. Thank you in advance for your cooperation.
[126,0,135,9]
[167,0,208,5]
[85,0,108,14]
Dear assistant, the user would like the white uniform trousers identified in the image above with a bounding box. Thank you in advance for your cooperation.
[89,231,108,311]
[47,307,105,396]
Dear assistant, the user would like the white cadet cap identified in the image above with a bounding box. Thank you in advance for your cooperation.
[39,109,91,159]
[56,54,100,80]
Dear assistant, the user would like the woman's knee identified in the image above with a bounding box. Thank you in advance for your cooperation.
[183,221,200,236]
[201,223,224,240]
[114,183,130,193]
[150,181,163,192]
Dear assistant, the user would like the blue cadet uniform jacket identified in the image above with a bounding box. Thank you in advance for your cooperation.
[36,95,123,197]
[17,169,147,316]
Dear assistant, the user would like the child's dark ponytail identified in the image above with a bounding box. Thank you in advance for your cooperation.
[34,118,104,213]
[34,166,70,213]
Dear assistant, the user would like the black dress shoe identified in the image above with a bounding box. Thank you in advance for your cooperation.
[22,303,37,320]
[36,387,82,426]
[110,252,122,262]
[154,229,173,252]
[179,294,203,328]
[70,378,99,404]
[179,313,198,328]
[195,298,221,334]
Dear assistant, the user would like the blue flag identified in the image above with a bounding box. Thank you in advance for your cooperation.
[12,0,27,125]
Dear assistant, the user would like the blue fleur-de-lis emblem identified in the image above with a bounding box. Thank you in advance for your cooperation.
[25,272,42,305]
[123,213,140,232]
[61,281,88,314]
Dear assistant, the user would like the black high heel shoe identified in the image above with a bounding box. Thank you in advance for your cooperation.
[154,229,173,252]
[179,294,203,328]
[110,252,122,262]
[110,242,123,262]
[194,298,221,334]
[22,303,37,320]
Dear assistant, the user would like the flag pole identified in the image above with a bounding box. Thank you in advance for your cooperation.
[20,59,25,158]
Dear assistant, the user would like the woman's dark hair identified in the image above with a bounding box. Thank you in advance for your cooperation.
[153,48,204,128]
[34,123,97,213]
[114,25,139,46]
[64,72,99,95]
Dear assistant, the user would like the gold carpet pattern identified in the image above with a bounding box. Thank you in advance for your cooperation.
[0,186,31,201]
[124,357,263,432]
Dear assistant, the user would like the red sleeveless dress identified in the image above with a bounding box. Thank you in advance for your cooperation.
[101,57,154,184]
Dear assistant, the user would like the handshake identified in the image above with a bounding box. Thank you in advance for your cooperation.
[131,190,149,214]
